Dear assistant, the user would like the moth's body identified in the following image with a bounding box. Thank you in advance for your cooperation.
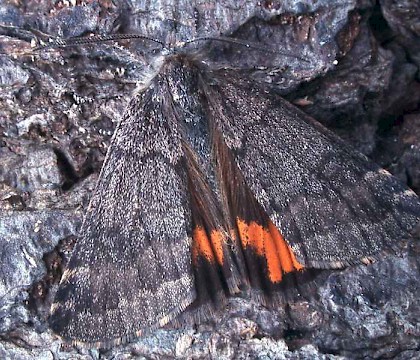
[49,52,420,347]
[164,57,220,196]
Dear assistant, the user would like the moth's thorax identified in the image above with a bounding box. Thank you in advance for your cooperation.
[160,56,219,194]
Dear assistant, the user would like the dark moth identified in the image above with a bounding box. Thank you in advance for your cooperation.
[48,44,420,347]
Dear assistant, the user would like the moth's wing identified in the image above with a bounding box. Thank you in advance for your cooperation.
[49,81,196,346]
[202,72,420,269]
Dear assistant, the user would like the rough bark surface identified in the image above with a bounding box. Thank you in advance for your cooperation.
[0,0,419,359]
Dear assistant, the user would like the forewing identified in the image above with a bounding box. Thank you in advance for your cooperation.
[202,71,420,268]
[49,78,196,346]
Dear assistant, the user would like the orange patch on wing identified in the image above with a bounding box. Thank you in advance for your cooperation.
[237,218,304,283]
[237,220,264,255]
[192,226,224,265]
[268,220,304,272]
[210,230,224,265]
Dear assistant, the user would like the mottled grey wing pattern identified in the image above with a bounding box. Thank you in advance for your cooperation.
[49,76,196,345]
[202,72,420,268]
[49,54,420,347]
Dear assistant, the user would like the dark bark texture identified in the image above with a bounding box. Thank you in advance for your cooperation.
[0,0,419,359]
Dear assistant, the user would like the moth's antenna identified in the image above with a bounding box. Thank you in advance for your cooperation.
[33,33,165,51]
[183,36,309,62]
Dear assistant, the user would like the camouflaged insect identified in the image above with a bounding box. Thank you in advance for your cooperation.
[48,39,420,347]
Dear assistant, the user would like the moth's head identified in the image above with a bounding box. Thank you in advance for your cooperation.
[15,29,309,95]
[133,41,202,93]
[160,31,192,56]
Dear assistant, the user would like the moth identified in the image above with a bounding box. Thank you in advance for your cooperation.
[45,35,420,347]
